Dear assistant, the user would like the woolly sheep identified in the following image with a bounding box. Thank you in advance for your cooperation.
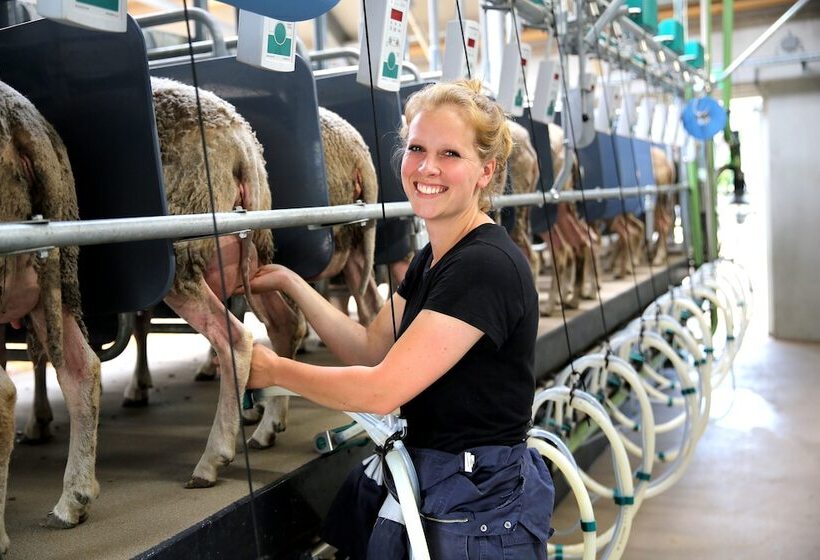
[505,120,541,281]
[138,77,306,486]
[315,106,381,324]
[650,146,676,266]
[536,123,600,315]
[0,79,102,554]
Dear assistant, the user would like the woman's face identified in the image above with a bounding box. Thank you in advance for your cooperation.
[401,105,495,223]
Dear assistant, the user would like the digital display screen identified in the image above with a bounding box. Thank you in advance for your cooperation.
[391,9,403,22]
[520,58,527,66]
[467,38,475,48]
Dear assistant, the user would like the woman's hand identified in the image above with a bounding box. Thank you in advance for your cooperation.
[247,343,280,389]
[241,264,292,294]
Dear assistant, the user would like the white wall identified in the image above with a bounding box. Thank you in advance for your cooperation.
[704,14,820,340]
[761,77,820,341]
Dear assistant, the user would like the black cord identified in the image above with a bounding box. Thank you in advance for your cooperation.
[506,7,584,401]
[361,0,399,344]
[181,2,262,556]
[454,0,472,80]
[539,4,617,358]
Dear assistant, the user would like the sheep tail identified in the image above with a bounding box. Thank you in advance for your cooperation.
[39,248,65,368]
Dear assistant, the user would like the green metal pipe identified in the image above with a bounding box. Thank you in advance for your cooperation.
[722,0,733,105]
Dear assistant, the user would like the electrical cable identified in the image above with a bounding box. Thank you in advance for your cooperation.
[180,1,262,556]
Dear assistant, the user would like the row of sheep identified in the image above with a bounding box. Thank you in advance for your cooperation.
[0,75,678,556]
[0,75,385,556]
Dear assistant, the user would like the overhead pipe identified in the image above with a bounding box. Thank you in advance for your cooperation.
[584,0,627,46]
[0,185,688,255]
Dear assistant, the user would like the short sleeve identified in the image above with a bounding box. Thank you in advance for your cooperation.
[424,243,524,348]
[397,245,429,300]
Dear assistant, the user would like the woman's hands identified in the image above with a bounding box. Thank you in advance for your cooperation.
[242,264,293,294]
[247,343,280,389]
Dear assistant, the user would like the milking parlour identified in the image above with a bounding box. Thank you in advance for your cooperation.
[0,0,817,558]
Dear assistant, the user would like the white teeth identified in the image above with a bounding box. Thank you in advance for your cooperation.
[416,183,447,195]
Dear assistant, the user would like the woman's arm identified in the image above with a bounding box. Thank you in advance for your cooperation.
[248,309,484,414]
[247,264,403,366]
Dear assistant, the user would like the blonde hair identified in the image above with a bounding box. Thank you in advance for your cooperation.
[400,80,513,212]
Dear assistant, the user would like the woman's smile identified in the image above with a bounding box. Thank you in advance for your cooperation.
[414,182,449,196]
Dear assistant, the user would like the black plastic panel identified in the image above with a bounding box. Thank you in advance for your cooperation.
[152,55,334,280]
[315,71,413,265]
[0,17,173,317]
[514,110,558,235]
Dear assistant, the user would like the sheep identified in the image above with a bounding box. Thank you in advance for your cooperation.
[0,79,102,554]
[537,123,600,316]
[138,77,306,487]
[504,120,541,282]
[244,106,383,449]
[650,146,676,266]
[314,106,382,325]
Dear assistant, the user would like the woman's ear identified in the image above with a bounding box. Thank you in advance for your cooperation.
[476,159,497,189]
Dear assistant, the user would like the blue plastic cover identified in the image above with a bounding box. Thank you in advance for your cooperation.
[681,96,726,140]
[221,0,341,21]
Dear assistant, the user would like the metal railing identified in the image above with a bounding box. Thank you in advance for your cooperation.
[0,183,687,255]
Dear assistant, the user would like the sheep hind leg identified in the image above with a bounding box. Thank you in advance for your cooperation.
[165,283,252,489]
[123,310,153,407]
[29,307,101,529]
[0,364,16,555]
[18,355,53,444]
[195,297,247,383]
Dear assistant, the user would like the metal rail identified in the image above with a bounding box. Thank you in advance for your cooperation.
[0,184,687,255]
[135,7,228,57]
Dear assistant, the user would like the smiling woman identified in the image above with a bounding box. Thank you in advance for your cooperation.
[247,79,554,559]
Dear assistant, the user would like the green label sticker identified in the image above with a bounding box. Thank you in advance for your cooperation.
[382,52,399,79]
[267,22,292,56]
[77,0,119,10]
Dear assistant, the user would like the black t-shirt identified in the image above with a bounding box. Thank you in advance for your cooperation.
[396,223,538,453]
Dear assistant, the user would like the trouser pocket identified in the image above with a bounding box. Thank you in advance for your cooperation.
[424,524,546,560]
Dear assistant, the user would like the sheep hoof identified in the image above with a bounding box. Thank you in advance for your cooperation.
[121,397,149,408]
[42,511,86,529]
[247,436,275,450]
[185,476,215,489]
[194,371,217,382]
[16,429,53,446]
[241,409,262,426]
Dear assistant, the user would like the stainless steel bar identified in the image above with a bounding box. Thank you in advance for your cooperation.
[0,184,688,254]
[716,0,813,81]
[511,0,550,26]
[135,7,228,57]
[744,50,820,68]
[428,0,441,71]
[584,0,627,46]
[308,47,361,63]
